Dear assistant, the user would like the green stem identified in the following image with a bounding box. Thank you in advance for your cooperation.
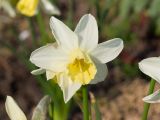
[66,0,74,29]
[28,18,37,48]
[94,101,101,120]
[51,99,54,120]
[36,12,51,45]
[94,0,102,32]
[82,86,89,120]
[142,79,156,120]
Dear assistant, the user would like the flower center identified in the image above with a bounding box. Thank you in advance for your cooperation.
[17,0,39,16]
[67,49,97,85]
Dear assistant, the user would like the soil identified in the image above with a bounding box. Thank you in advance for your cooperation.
[98,79,160,120]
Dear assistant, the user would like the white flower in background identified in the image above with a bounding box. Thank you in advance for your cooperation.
[5,96,27,120]
[139,57,160,103]
[0,0,16,17]
[16,0,60,17]
[40,0,60,15]
[30,14,124,103]
[19,30,30,41]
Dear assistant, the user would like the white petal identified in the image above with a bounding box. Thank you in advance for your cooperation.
[50,17,78,51]
[30,44,68,72]
[90,58,108,84]
[57,73,81,103]
[143,90,160,103]
[5,96,27,120]
[40,0,61,15]
[91,38,123,63]
[31,68,45,75]
[46,70,56,80]
[2,1,16,17]
[139,57,160,83]
[75,14,98,52]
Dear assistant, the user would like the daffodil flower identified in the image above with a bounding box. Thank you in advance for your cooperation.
[5,96,27,120]
[139,57,160,103]
[30,14,124,103]
[0,0,16,17]
[16,0,60,17]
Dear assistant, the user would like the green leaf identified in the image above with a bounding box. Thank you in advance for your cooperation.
[101,0,117,21]
[31,96,51,120]
[104,0,117,9]
[119,0,134,19]
[133,0,148,13]
[148,0,160,17]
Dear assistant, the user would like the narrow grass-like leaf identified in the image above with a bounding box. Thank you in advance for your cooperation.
[119,0,134,19]
[133,0,148,13]
[90,92,102,120]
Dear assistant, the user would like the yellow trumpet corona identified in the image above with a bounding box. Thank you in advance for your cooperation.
[67,49,97,85]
